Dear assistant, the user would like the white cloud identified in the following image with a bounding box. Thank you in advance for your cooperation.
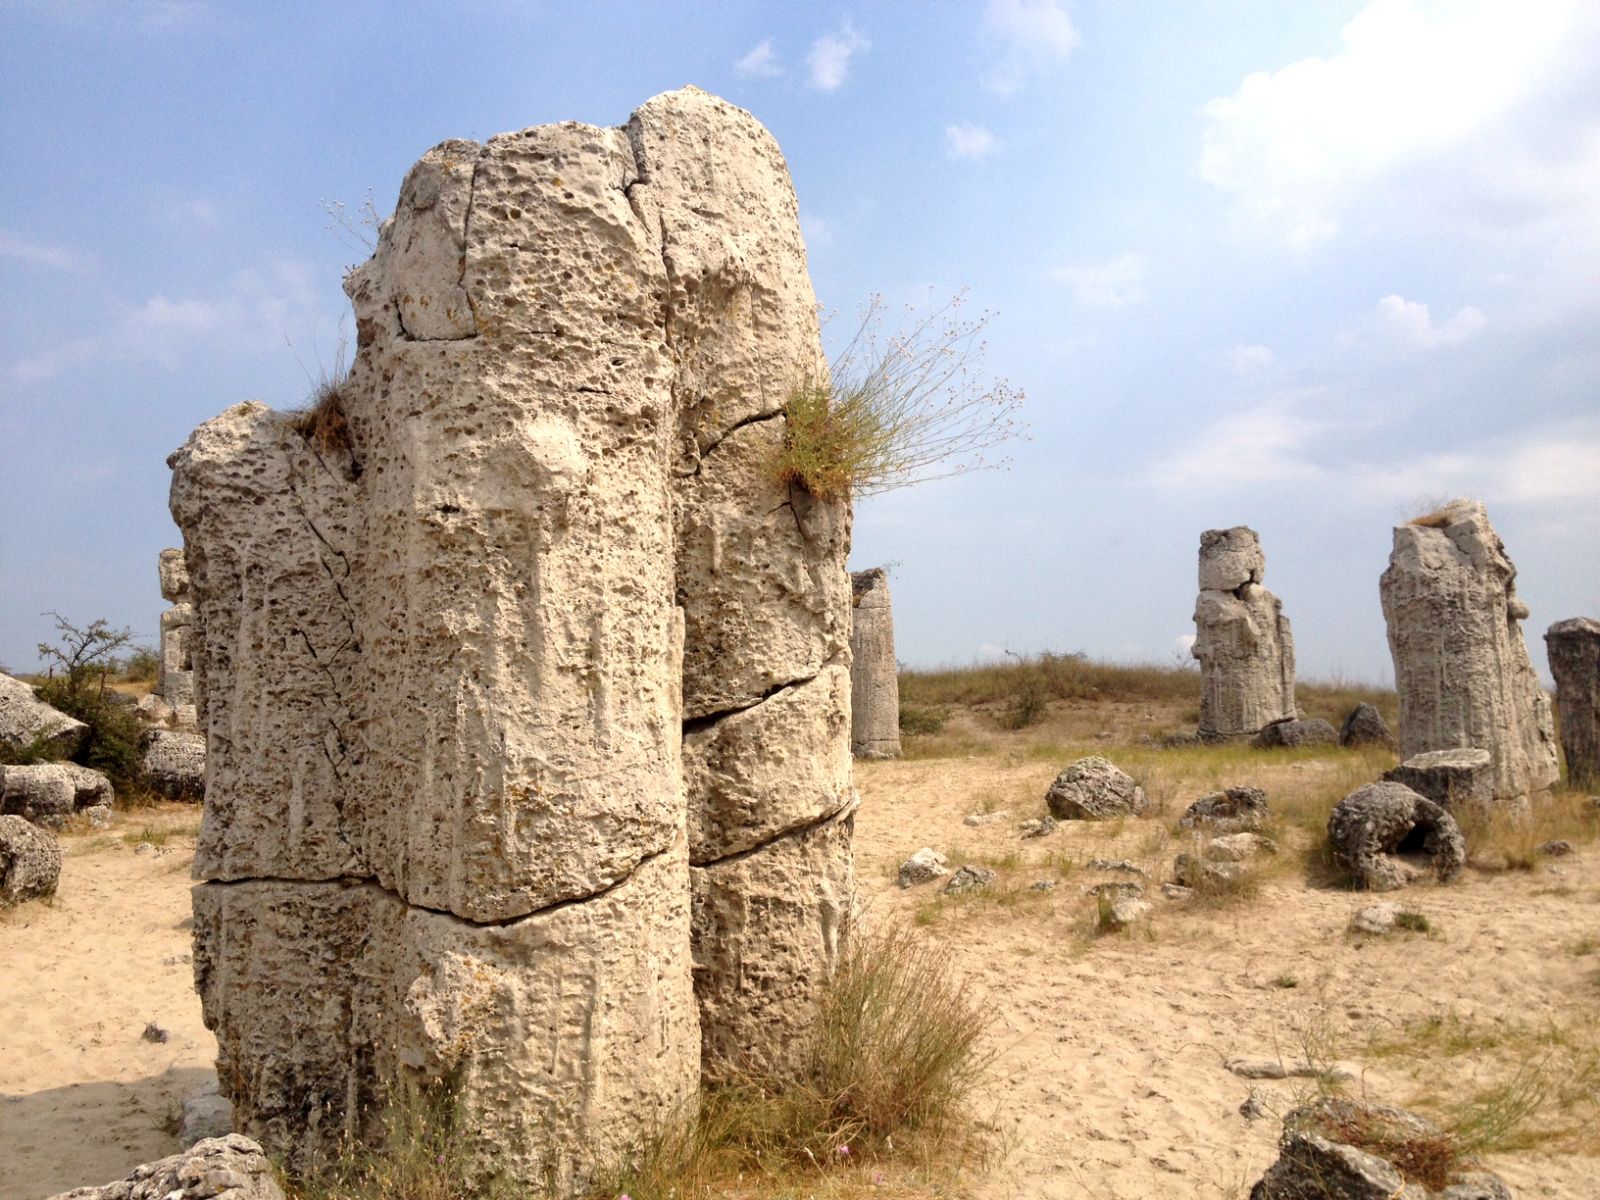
[6,259,331,386]
[1174,633,1197,657]
[1349,417,1600,507]
[1200,0,1580,246]
[735,38,783,78]
[0,229,92,273]
[1371,294,1487,350]
[800,212,835,249]
[1152,402,1328,488]
[1052,253,1146,308]
[977,642,1008,659]
[1219,343,1275,374]
[807,21,869,91]
[982,0,1081,96]
[944,122,1000,160]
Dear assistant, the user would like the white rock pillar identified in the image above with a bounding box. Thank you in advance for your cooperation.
[849,568,902,758]
[1380,499,1558,802]
[1192,527,1296,739]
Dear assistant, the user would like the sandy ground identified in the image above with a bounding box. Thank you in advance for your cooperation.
[1,808,215,1200]
[3,756,1597,1199]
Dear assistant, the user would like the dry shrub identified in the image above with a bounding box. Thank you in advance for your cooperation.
[1307,1103,1461,1191]
[1455,788,1598,872]
[287,373,355,456]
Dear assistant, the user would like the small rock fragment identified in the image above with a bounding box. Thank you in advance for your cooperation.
[0,814,60,907]
[1348,902,1401,935]
[1205,832,1277,862]
[1018,816,1057,839]
[940,864,997,895]
[897,847,950,888]
[1539,839,1573,857]
[1339,702,1396,749]
[1045,756,1149,821]
[141,1021,170,1044]
[1179,786,1269,832]
[963,810,1009,827]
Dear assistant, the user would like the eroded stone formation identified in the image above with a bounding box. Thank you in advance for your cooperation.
[156,548,196,718]
[1380,499,1558,802]
[170,87,853,1190]
[848,568,901,758]
[1546,618,1600,790]
[1192,527,1296,739]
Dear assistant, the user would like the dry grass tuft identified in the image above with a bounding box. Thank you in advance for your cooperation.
[287,373,355,456]
[1455,788,1599,873]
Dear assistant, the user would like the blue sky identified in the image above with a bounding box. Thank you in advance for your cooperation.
[3,0,1597,683]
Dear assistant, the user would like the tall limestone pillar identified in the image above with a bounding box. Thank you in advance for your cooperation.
[1380,499,1558,802]
[1192,527,1296,739]
[849,568,901,758]
[1546,618,1600,790]
[169,86,860,1190]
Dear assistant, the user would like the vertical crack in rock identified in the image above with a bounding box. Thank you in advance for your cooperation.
[1382,499,1558,801]
[1192,526,1296,739]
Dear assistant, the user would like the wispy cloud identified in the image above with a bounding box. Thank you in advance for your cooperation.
[807,20,869,91]
[944,122,1000,161]
[1368,294,1487,351]
[982,0,1080,96]
[1152,401,1328,488]
[1052,253,1146,308]
[0,229,93,273]
[1199,0,1580,247]
[800,211,835,249]
[735,38,783,79]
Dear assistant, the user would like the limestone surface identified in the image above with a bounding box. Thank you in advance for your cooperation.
[1192,528,1296,739]
[1327,781,1465,891]
[0,813,61,906]
[1252,717,1337,748]
[1179,786,1269,832]
[44,1134,284,1200]
[1381,499,1558,801]
[849,568,901,758]
[169,87,853,1188]
[0,671,87,758]
[1,763,114,830]
[1546,617,1600,790]
[1045,756,1149,820]
[1384,748,1494,813]
[1340,702,1396,750]
[141,729,206,801]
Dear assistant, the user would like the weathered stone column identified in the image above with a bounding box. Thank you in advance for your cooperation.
[849,568,901,758]
[625,88,856,1085]
[1192,527,1296,739]
[1380,499,1558,802]
[156,547,195,711]
[1546,618,1600,790]
[171,86,853,1187]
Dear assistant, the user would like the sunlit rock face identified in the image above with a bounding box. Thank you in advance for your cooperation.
[1192,527,1296,740]
[170,87,853,1192]
[1381,499,1558,803]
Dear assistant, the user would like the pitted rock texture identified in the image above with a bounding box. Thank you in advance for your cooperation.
[1193,527,1296,739]
[0,671,87,758]
[849,568,901,758]
[1,762,114,830]
[45,1134,285,1200]
[0,813,61,906]
[1046,756,1149,821]
[1327,781,1465,891]
[1179,786,1269,832]
[1381,499,1558,802]
[155,548,197,714]
[1341,702,1397,749]
[1546,617,1600,790]
[169,87,852,1188]
[1384,749,1494,813]
[141,729,206,802]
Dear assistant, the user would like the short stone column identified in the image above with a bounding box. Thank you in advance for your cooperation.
[1546,618,1600,790]
[849,568,901,758]
[1192,527,1296,739]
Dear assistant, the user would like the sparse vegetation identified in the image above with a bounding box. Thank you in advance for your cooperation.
[772,292,1023,501]
[287,367,356,457]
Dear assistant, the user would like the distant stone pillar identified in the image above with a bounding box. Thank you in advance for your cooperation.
[849,568,901,759]
[1380,499,1558,802]
[155,548,195,711]
[1192,527,1296,739]
[1546,618,1600,790]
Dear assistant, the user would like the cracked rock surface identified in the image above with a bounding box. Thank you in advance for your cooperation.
[1545,617,1600,791]
[1381,499,1557,803]
[1192,528,1296,739]
[169,87,852,1190]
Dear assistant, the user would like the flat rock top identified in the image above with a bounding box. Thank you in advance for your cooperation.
[1398,747,1492,770]
[1547,617,1600,639]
